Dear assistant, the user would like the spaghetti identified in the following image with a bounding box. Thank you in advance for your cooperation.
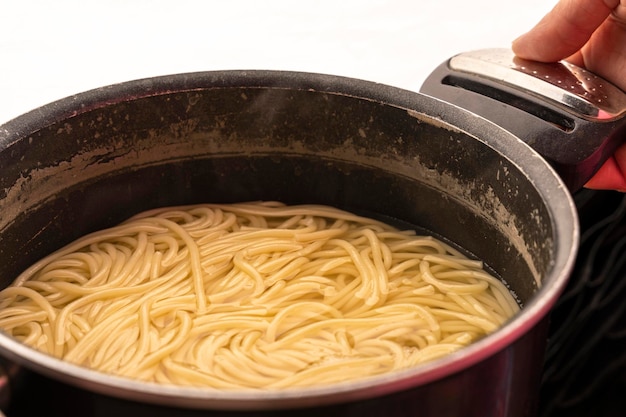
[0,201,519,388]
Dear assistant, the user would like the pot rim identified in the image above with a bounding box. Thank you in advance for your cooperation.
[0,70,579,410]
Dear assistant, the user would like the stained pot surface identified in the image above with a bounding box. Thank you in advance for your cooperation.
[0,71,578,411]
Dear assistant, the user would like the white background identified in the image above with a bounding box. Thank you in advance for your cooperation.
[0,0,557,124]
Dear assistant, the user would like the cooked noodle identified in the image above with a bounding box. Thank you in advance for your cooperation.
[0,201,519,388]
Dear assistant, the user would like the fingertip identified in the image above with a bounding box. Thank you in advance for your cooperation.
[584,157,626,192]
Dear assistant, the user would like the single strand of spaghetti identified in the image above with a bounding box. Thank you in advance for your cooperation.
[387,259,426,277]
[0,287,57,322]
[36,264,89,285]
[409,344,464,365]
[430,309,499,333]
[68,312,92,336]
[351,248,384,306]
[437,319,483,334]
[439,331,474,344]
[333,291,375,317]
[148,249,163,281]
[352,317,433,344]
[307,255,353,275]
[325,238,376,304]
[163,358,248,389]
[206,350,272,388]
[256,255,309,283]
[361,302,442,327]
[435,267,518,316]
[241,278,284,305]
[148,295,198,318]
[170,206,213,226]
[284,275,340,298]
[118,298,154,373]
[241,237,304,256]
[190,307,270,325]
[303,255,358,277]
[375,229,419,240]
[18,322,44,346]
[486,287,519,318]
[386,236,447,253]
[106,233,149,287]
[276,215,318,233]
[80,251,114,288]
[267,355,387,389]
[64,251,106,281]
[206,272,256,304]
[261,257,310,286]
[89,242,128,286]
[189,332,233,371]
[155,208,196,224]
[246,347,312,373]
[294,225,350,243]
[358,338,408,369]
[0,304,46,320]
[423,253,484,270]
[200,253,235,274]
[82,240,138,289]
[274,214,306,229]
[39,322,56,355]
[146,217,206,312]
[322,274,364,312]
[84,300,105,325]
[358,229,390,299]
[400,331,431,350]
[469,275,520,314]
[406,283,437,296]
[419,261,493,294]
[227,334,296,379]
[119,241,156,287]
[265,301,343,342]
[0,310,48,333]
[332,329,354,355]
[97,327,141,372]
[26,281,96,298]
[148,234,183,268]
[251,281,326,311]
[185,206,224,229]
[189,318,269,337]
[36,257,87,276]
[446,292,499,322]
[227,203,391,228]
[231,229,304,244]
[64,326,80,352]
[238,329,264,352]
[132,311,193,372]
[263,315,412,352]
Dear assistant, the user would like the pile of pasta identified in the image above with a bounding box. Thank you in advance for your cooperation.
[0,202,519,389]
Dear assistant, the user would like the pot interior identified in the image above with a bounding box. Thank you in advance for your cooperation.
[0,71,577,408]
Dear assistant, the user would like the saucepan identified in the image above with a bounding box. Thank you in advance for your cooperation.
[0,49,624,416]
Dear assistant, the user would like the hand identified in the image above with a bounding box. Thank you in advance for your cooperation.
[512,0,626,192]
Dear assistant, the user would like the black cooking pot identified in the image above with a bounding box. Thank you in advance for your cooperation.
[0,49,623,417]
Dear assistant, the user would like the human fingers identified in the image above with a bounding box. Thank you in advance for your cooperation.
[585,143,626,191]
[573,0,626,90]
[512,0,619,62]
